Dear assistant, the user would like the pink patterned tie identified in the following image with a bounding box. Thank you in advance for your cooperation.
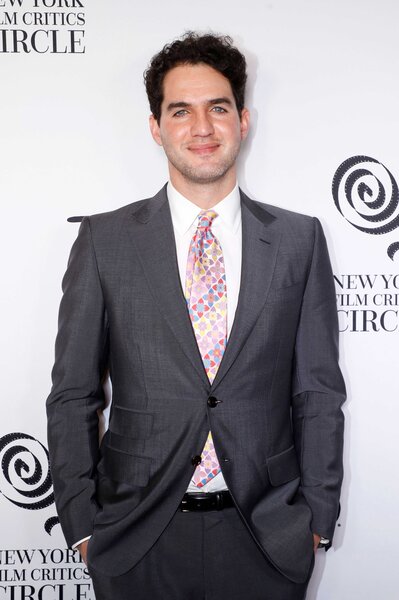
[185,210,227,488]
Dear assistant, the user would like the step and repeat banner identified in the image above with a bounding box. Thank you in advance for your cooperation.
[1,1,398,598]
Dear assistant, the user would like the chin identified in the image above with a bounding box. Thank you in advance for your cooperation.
[183,164,233,185]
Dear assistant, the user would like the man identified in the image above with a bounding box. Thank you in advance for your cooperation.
[47,32,345,599]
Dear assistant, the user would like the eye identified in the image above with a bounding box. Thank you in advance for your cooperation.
[212,106,227,113]
[173,109,189,117]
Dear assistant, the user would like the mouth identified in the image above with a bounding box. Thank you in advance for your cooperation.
[186,143,220,156]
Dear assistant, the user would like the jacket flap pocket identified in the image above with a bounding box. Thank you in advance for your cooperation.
[266,445,300,486]
[110,406,153,440]
[100,444,152,487]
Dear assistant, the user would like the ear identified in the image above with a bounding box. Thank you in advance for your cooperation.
[149,114,163,146]
[239,107,250,140]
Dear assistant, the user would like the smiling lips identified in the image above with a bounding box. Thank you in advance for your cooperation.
[187,143,221,155]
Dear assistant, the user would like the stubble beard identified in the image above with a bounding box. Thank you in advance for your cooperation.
[165,142,241,185]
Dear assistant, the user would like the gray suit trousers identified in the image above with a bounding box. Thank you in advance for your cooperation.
[88,504,314,600]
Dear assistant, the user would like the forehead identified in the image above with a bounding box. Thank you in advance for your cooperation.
[162,63,234,104]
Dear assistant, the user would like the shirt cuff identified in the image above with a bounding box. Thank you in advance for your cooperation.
[72,536,91,550]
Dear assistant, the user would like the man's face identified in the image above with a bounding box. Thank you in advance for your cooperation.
[149,63,249,186]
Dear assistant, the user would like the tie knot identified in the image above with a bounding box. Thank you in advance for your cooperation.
[197,210,218,230]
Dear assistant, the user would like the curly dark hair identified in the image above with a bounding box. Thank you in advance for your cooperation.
[144,31,247,122]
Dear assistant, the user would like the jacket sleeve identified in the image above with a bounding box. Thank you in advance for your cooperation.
[291,217,346,542]
[46,217,109,547]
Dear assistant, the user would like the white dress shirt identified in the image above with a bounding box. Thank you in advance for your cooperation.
[167,181,242,493]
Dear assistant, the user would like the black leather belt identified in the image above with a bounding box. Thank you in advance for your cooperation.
[180,491,234,512]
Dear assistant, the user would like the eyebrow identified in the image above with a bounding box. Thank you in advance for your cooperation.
[166,97,233,112]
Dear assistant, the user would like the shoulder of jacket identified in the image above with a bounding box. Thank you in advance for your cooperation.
[251,199,315,226]
[87,197,150,225]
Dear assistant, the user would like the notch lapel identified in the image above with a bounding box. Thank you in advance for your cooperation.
[128,186,210,391]
[211,191,282,391]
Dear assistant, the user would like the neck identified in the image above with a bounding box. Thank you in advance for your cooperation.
[169,169,237,209]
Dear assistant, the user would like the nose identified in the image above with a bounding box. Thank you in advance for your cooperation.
[191,110,214,137]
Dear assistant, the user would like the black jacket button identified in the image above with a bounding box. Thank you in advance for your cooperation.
[207,396,221,408]
[191,455,202,466]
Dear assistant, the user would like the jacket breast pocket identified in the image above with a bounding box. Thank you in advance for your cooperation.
[266,445,300,486]
[265,281,304,306]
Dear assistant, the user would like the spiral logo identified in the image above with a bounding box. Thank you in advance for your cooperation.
[0,432,54,511]
[332,155,399,260]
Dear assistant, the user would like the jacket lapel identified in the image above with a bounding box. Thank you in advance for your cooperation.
[128,186,281,394]
[211,190,281,391]
[128,185,210,390]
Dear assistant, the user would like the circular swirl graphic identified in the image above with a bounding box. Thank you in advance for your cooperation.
[0,432,54,510]
[332,156,399,236]
[388,242,399,261]
[45,516,60,535]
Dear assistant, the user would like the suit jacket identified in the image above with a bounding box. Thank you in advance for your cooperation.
[46,185,345,584]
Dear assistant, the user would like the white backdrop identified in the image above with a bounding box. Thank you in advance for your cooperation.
[1,1,398,598]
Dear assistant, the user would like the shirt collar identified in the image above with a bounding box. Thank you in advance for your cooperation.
[167,181,241,236]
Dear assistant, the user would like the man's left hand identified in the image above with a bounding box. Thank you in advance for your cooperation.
[313,534,321,551]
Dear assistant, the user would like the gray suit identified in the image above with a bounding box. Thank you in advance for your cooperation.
[46,185,345,587]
